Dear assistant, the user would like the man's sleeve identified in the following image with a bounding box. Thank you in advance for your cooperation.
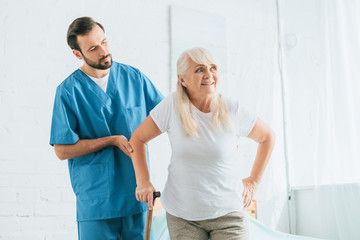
[139,71,164,115]
[49,86,79,146]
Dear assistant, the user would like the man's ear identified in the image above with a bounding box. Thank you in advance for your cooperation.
[178,75,187,88]
[72,49,83,60]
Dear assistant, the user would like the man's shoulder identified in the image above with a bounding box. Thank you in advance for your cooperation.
[56,69,83,93]
[111,61,152,86]
[111,61,140,75]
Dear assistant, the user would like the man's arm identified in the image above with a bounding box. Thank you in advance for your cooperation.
[54,135,133,160]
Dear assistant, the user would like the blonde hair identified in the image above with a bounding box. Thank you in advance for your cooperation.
[176,47,231,137]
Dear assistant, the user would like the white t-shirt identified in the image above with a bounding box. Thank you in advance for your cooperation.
[150,93,257,221]
[82,70,109,92]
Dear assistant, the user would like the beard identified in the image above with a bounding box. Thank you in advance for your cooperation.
[82,53,113,70]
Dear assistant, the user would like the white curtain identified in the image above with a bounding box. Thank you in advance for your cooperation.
[223,0,290,232]
[279,0,360,239]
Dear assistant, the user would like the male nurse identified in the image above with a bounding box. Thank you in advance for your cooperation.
[50,17,163,240]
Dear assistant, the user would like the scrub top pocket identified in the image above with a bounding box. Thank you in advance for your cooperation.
[125,106,146,134]
[73,163,110,201]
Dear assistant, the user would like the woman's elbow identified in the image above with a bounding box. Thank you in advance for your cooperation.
[270,129,276,142]
[267,129,276,148]
[260,129,276,146]
[129,134,147,148]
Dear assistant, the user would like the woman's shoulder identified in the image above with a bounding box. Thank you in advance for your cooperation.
[221,95,255,117]
[221,95,242,111]
[153,92,176,110]
[162,92,176,103]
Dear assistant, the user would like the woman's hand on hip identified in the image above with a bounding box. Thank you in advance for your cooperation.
[242,176,259,208]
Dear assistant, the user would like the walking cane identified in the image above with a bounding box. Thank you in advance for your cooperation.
[145,191,161,240]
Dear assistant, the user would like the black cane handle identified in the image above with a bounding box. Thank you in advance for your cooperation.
[153,191,161,201]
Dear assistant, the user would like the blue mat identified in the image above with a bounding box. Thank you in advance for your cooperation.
[152,212,322,240]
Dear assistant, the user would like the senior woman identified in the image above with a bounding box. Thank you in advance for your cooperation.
[129,47,275,240]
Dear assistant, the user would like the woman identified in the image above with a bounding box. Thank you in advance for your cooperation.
[129,47,275,239]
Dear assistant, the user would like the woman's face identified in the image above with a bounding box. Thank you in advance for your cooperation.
[179,59,219,98]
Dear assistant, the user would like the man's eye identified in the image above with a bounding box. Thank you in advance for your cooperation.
[89,47,96,51]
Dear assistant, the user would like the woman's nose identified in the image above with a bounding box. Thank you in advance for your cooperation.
[203,68,211,78]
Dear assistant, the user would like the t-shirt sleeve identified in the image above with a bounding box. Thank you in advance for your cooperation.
[233,101,257,137]
[138,70,164,115]
[49,86,79,145]
[149,94,174,133]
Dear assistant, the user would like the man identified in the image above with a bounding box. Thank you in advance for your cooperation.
[50,17,163,240]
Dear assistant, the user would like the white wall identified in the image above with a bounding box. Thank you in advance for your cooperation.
[279,1,360,238]
[0,0,287,239]
[293,184,360,239]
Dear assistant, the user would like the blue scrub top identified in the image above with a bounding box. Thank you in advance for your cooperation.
[50,62,163,221]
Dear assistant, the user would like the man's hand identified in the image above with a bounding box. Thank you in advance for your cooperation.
[113,135,133,156]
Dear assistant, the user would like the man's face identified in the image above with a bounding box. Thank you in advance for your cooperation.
[75,25,112,70]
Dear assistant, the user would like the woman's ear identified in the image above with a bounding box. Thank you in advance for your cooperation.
[178,75,187,88]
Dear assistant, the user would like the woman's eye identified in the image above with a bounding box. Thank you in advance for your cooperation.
[195,68,203,73]
[211,66,217,71]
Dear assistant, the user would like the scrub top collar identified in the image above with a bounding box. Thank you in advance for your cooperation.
[77,66,117,106]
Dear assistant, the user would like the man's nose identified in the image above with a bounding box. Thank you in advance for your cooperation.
[99,45,108,56]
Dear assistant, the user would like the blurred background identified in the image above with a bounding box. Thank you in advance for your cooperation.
[0,0,359,239]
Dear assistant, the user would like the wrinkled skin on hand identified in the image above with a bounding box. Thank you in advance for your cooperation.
[135,181,156,210]
[242,176,259,208]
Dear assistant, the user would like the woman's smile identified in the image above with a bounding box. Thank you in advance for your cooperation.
[201,81,215,86]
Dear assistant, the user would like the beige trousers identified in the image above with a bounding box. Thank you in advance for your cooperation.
[166,210,249,240]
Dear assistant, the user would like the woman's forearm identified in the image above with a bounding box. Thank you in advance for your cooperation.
[129,132,157,209]
[128,115,162,208]
[250,131,275,182]
[129,137,150,185]
[128,115,162,184]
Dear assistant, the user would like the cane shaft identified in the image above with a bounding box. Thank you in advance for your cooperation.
[145,209,153,240]
[144,191,160,240]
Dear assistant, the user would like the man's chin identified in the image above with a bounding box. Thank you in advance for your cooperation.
[97,61,112,70]
[102,59,112,69]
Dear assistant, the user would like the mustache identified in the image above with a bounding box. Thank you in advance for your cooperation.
[100,54,111,61]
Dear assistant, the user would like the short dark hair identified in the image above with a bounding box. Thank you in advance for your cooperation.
[67,17,105,51]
